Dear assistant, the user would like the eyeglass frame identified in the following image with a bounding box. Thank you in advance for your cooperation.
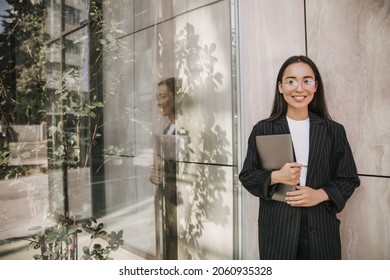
[282,77,317,89]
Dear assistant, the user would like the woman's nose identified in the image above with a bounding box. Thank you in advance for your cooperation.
[295,82,304,91]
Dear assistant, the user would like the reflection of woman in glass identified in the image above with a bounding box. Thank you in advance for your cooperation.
[151,77,181,259]
[157,78,177,134]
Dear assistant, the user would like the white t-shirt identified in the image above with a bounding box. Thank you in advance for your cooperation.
[287,117,310,186]
[166,123,175,135]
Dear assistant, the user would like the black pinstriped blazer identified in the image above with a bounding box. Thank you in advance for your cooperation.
[239,112,360,259]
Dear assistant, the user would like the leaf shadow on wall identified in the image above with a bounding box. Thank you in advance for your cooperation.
[172,23,231,260]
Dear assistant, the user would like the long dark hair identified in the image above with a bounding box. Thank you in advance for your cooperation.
[158,77,175,96]
[158,77,184,115]
[266,55,331,121]
[158,77,182,98]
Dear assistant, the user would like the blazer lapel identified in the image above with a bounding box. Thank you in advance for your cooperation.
[306,113,326,186]
[273,116,290,134]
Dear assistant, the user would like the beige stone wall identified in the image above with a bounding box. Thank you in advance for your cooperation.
[239,0,390,259]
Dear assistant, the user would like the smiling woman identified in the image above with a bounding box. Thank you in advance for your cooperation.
[151,77,183,259]
[156,79,176,124]
[239,55,360,260]
[278,62,317,120]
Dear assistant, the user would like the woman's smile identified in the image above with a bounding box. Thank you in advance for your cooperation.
[278,62,317,119]
[292,95,306,101]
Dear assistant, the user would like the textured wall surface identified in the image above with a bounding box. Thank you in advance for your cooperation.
[239,0,390,259]
[306,0,390,260]
[239,0,306,259]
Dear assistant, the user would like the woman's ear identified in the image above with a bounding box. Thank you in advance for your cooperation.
[278,81,283,94]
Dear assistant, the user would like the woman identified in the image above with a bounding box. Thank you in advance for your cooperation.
[151,77,181,259]
[239,55,360,259]
[156,77,177,135]
[151,77,180,186]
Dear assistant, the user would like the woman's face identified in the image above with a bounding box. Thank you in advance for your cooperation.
[156,84,175,119]
[278,62,317,119]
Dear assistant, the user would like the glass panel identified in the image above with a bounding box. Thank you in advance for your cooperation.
[173,0,220,15]
[103,157,157,256]
[0,0,239,260]
[46,41,62,103]
[0,1,51,242]
[64,0,88,30]
[64,27,90,98]
[0,173,51,240]
[64,27,91,219]
[177,163,235,259]
[46,41,65,215]
[45,0,61,38]
[46,0,88,38]
[102,30,157,254]
[133,0,159,32]
[103,0,134,37]
[174,2,234,166]
[103,35,135,157]
[100,0,238,259]
[46,27,92,219]
[130,0,222,33]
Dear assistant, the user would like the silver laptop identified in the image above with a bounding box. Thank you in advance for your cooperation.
[256,134,296,202]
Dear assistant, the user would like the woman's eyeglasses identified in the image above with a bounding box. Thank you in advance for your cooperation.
[283,78,316,89]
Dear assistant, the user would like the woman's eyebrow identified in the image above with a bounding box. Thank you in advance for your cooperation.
[284,75,315,79]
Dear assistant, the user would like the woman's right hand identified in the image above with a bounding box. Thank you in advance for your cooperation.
[270,162,301,186]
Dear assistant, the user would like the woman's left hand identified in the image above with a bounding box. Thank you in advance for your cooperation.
[285,185,329,207]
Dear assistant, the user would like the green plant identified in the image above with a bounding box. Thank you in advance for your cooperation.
[1,1,127,260]
[81,217,124,260]
[27,217,124,260]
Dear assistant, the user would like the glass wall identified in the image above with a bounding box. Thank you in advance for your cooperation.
[0,0,239,260]
[45,0,92,220]
[0,0,50,243]
[101,0,239,259]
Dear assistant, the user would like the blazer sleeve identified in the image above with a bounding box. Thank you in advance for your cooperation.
[321,124,360,213]
[239,124,274,199]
